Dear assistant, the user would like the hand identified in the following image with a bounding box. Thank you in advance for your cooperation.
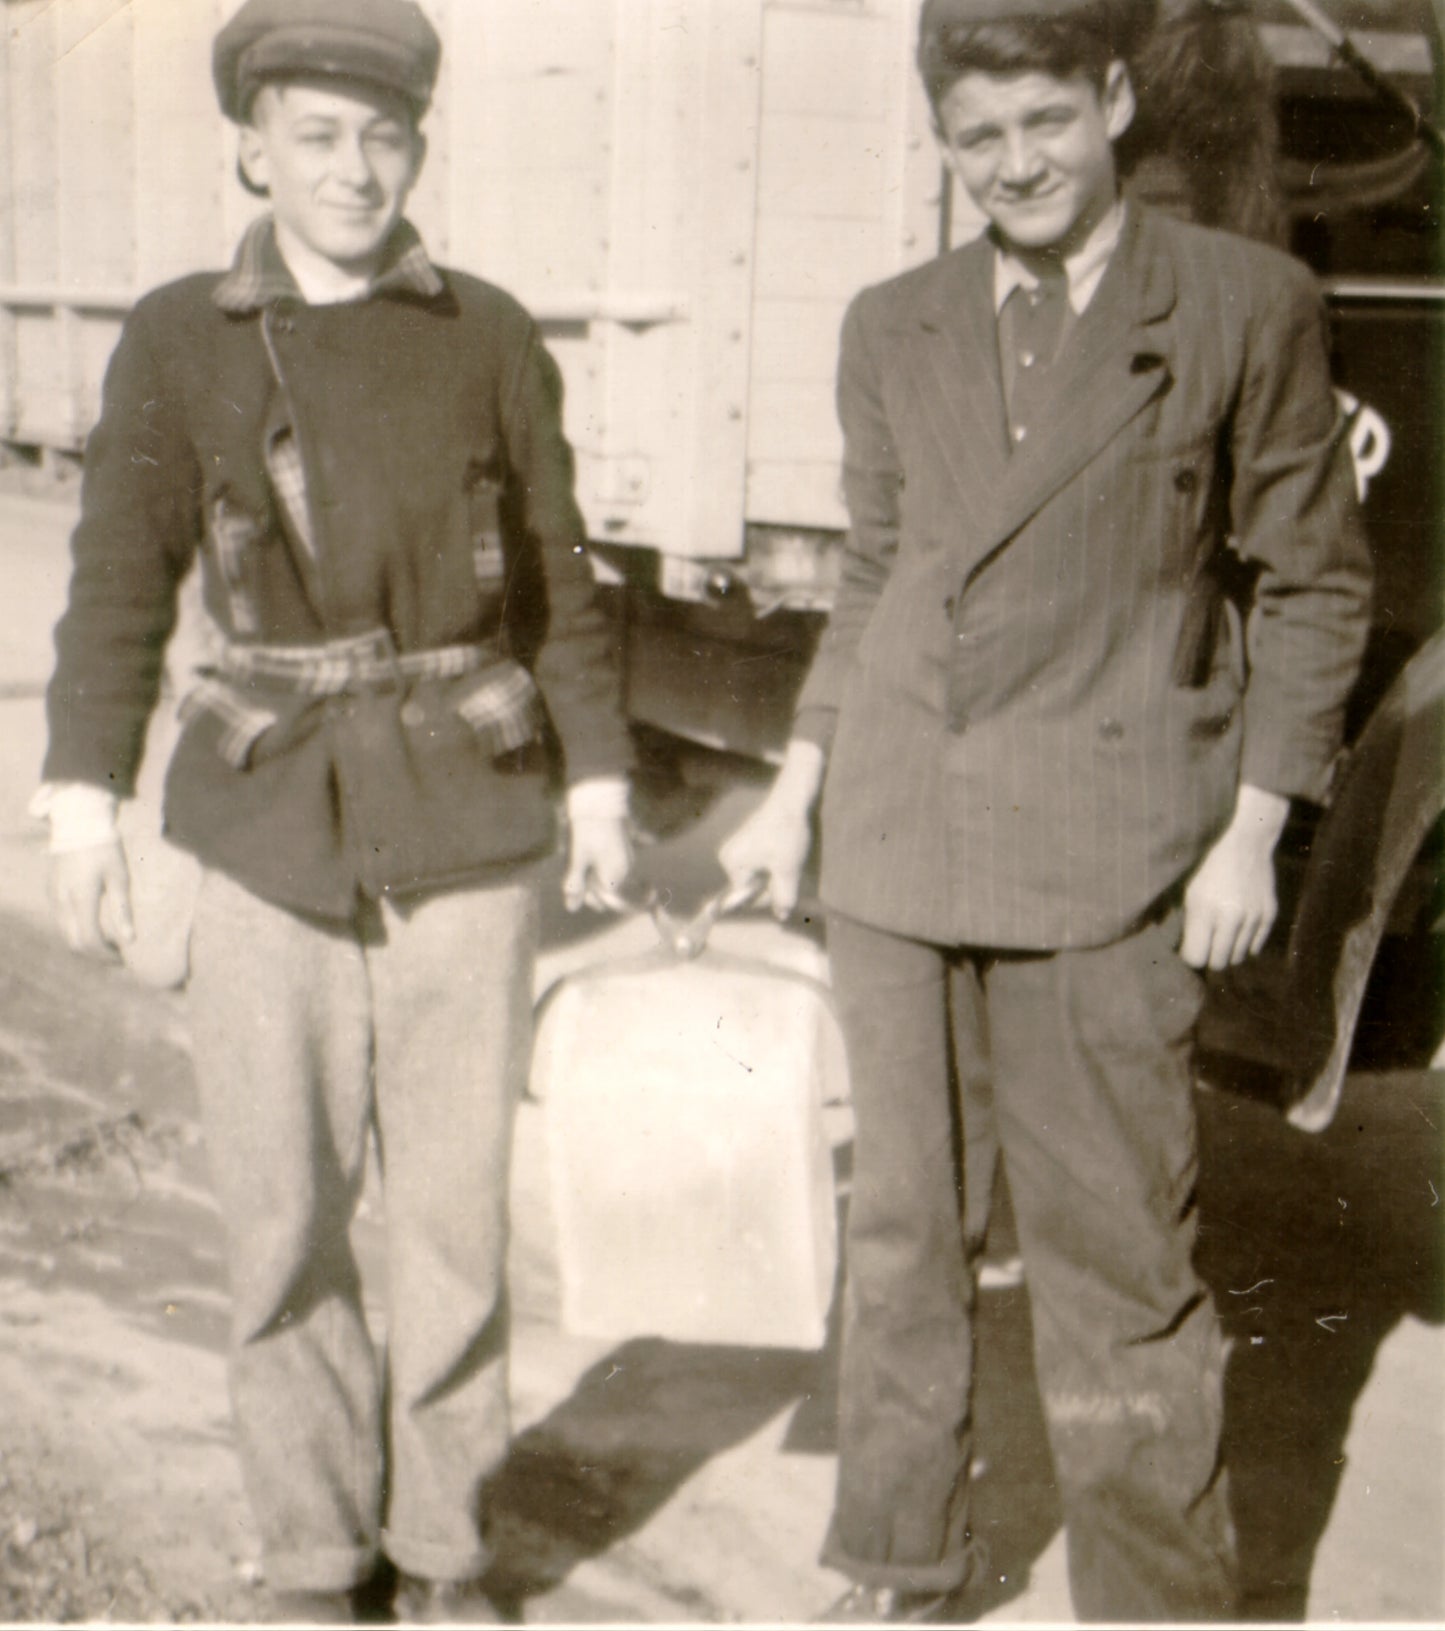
[562,815,634,913]
[49,840,134,960]
[1180,785,1289,970]
[718,798,814,920]
[719,793,818,921]
[718,739,826,920]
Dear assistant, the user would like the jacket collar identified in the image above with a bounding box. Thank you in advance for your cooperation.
[991,197,1128,317]
[910,204,1178,580]
[212,215,445,313]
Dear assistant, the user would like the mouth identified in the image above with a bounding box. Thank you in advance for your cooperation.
[997,186,1063,211]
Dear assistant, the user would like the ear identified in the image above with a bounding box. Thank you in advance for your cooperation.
[1102,59,1137,141]
[409,129,429,187]
[237,124,270,195]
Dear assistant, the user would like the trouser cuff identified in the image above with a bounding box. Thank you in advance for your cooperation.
[819,1532,981,1594]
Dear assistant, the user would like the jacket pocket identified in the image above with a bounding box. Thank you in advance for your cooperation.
[465,460,507,591]
[177,675,279,770]
[451,661,548,758]
[205,491,268,636]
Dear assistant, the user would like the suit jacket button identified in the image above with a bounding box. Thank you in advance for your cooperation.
[400,700,426,728]
[1099,717,1125,741]
[1174,467,1197,494]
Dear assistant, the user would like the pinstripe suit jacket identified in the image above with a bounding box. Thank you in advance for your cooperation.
[795,205,1371,950]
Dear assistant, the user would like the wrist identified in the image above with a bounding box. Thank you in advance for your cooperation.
[31,783,121,854]
[1223,783,1290,853]
[565,776,630,822]
[768,739,826,817]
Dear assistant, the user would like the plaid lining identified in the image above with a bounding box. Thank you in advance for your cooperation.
[179,676,280,770]
[218,629,485,692]
[212,216,444,313]
[212,632,544,757]
[265,429,315,558]
[454,664,547,754]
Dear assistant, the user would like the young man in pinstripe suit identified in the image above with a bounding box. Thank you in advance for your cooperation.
[722,0,1371,1619]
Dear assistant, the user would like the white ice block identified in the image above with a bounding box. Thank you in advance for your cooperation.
[535,948,844,1350]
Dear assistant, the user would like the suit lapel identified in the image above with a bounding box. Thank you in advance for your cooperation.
[970,208,1177,576]
[908,241,1011,544]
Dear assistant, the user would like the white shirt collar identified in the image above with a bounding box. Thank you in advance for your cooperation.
[992,198,1127,317]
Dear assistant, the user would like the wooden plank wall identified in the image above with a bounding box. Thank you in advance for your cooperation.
[746,0,949,531]
[2,0,244,449]
[1,0,963,555]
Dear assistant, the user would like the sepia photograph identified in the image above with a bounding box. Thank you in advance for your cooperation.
[0,0,1440,1622]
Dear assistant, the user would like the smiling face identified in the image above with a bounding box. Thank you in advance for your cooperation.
[238,77,425,280]
[936,61,1134,256]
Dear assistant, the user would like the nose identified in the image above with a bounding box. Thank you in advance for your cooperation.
[333,133,378,192]
[998,129,1043,189]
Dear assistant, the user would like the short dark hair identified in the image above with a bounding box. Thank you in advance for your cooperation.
[917,0,1146,113]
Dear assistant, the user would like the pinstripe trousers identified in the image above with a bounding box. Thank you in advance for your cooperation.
[187,866,537,1593]
[823,906,1237,1621]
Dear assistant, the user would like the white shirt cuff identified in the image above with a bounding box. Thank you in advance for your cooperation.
[565,776,630,821]
[30,782,121,853]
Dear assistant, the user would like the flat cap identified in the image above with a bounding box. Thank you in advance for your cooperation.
[214,0,441,122]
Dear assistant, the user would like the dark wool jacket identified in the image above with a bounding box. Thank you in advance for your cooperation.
[44,223,632,918]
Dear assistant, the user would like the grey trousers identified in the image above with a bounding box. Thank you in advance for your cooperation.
[188,867,537,1593]
[823,906,1237,1621]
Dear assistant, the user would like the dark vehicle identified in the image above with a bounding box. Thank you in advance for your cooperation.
[1190,0,1444,1124]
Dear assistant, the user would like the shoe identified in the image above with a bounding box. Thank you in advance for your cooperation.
[393,1574,510,1625]
[814,1583,961,1624]
[267,1587,362,1625]
[816,1541,990,1626]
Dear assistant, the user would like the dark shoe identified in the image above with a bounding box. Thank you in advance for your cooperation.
[393,1574,510,1625]
[817,1541,990,1626]
[268,1587,363,1625]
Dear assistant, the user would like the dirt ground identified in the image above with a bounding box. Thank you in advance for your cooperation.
[1,772,1443,1626]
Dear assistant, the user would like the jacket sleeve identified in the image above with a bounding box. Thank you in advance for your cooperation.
[43,297,201,795]
[1230,264,1373,803]
[499,320,633,785]
[792,289,904,749]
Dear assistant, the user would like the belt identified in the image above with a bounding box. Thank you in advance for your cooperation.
[190,629,544,769]
[217,629,490,695]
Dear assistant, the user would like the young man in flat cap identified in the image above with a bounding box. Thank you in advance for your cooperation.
[723,0,1371,1619]
[36,0,632,1619]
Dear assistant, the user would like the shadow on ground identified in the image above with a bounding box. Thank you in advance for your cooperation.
[487,1064,1443,1624]
[1197,1067,1444,1620]
[486,1153,1062,1619]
